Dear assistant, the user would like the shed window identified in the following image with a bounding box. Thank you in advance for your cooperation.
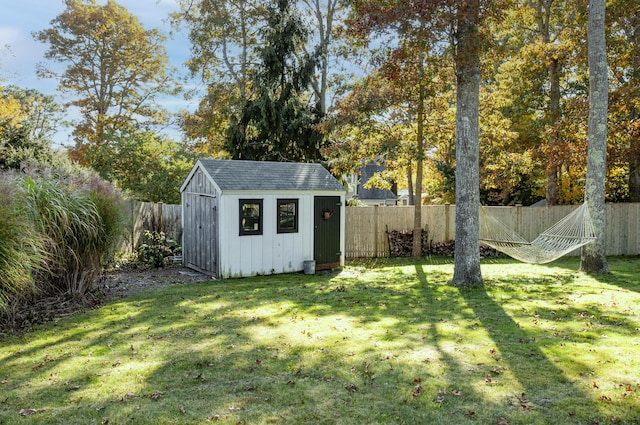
[277,199,298,233]
[239,199,263,235]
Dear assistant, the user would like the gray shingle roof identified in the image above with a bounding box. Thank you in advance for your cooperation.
[199,159,345,192]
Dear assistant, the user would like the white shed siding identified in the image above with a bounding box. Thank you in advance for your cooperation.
[218,191,318,278]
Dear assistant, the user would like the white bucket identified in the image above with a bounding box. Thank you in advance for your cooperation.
[303,260,316,275]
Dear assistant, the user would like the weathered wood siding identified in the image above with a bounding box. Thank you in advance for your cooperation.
[181,167,220,275]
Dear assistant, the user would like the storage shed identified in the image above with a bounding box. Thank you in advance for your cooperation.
[180,159,346,278]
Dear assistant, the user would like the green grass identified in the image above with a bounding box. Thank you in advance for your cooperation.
[1,257,639,425]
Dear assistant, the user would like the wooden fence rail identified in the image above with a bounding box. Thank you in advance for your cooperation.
[345,203,640,259]
[117,200,182,253]
[122,201,640,258]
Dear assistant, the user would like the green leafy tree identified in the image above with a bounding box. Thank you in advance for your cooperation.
[34,0,177,164]
[173,0,346,155]
[171,0,265,156]
[0,86,62,170]
[86,128,195,204]
[226,0,324,162]
[607,0,640,201]
[342,0,454,257]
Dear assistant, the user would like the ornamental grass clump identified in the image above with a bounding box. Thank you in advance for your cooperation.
[23,174,124,298]
[0,169,124,326]
[0,173,44,314]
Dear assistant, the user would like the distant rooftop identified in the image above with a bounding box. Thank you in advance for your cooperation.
[198,159,345,192]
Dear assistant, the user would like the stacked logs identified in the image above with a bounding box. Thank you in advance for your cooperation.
[386,229,502,258]
[386,229,429,257]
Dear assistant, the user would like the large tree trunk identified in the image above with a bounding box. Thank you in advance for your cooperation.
[451,0,482,286]
[580,0,609,274]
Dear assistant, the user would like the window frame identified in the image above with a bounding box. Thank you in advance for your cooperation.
[277,198,299,234]
[239,199,263,236]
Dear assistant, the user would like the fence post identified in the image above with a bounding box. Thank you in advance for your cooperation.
[445,203,451,240]
[374,204,380,256]
[157,202,164,233]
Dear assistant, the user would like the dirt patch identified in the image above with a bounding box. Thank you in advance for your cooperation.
[1,266,213,335]
[100,266,214,301]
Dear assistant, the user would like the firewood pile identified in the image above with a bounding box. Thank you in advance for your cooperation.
[386,229,502,258]
[430,240,503,258]
[386,229,429,257]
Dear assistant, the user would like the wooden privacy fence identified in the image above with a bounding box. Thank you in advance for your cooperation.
[345,203,640,259]
[118,200,182,253]
[121,201,640,258]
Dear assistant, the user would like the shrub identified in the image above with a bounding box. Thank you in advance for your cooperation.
[136,231,181,268]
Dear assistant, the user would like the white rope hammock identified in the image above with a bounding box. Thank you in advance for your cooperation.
[479,203,598,264]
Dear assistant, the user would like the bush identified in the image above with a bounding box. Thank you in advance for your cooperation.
[136,231,181,268]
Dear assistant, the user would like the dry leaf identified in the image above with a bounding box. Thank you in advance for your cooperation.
[412,384,423,397]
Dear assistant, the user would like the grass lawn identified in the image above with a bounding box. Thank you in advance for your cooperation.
[1,257,639,425]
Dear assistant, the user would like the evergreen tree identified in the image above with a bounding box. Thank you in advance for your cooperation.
[226,0,324,162]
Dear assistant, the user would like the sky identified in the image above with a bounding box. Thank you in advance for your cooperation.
[0,0,197,147]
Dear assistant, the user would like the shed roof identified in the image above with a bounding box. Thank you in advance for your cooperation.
[196,159,345,192]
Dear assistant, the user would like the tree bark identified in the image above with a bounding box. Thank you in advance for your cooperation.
[546,57,560,205]
[412,38,426,259]
[451,0,482,286]
[627,13,640,202]
[580,0,609,274]
[407,160,415,206]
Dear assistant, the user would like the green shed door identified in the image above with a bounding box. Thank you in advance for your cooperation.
[314,196,341,270]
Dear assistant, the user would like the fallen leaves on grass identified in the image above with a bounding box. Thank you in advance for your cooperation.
[412,384,423,397]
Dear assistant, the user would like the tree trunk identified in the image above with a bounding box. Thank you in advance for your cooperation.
[451,0,482,286]
[630,145,640,202]
[407,160,415,206]
[546,58,560,205]
[629,106,640,202]
[412,38,426,259]
[627,13,640,202]
[580,0,609,274]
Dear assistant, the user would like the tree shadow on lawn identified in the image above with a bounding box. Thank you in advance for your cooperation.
[590,256,640,295]
[431,262,636,425]
[2,259,637,424]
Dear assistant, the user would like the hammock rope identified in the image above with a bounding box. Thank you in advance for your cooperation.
[479,203,598,264]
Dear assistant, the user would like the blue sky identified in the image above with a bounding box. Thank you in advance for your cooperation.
[0,0,196,146]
